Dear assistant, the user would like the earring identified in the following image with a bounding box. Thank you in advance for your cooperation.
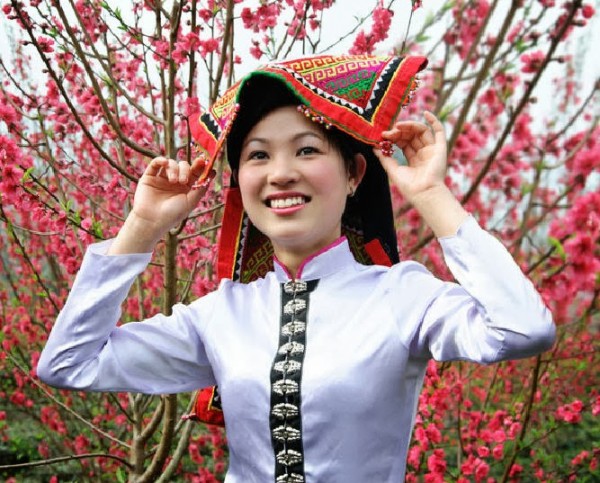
[348,187,356,197]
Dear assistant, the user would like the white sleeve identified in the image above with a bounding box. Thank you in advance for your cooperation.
[403,217,555,363]
[37,240,217,394]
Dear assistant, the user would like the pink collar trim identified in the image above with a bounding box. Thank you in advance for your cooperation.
[273,236,348,280]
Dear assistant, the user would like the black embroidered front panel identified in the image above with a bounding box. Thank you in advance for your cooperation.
[269,279,318,483]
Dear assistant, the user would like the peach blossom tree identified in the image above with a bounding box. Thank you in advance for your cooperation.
[0,0,598,481]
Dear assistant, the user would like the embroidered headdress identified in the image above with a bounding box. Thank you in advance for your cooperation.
[189,54,427,283]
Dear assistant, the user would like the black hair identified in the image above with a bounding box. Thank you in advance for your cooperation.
[226,75,363,179]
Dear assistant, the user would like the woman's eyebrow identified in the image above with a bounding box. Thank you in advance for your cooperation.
[292,131,324,142]
[243,131,324,149]
[242,137,269,149]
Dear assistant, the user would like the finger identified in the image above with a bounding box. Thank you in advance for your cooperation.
[424,111,446,147]
[190,154,211,183]
[403,144,417,162]
[409,135,426,151]
[165,158,180,183]
[372,147,399,176]
[190,169,216,194]
[178,161,191,184]
[391,121,429,135]
[382,122,428,144]
[146,157,169,177]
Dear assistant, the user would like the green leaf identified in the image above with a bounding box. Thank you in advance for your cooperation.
[415,33,430,43]
[548,236,566,261]
[21,167,35,183]
[438,103,457,122]
[520,183,534,195]
[92,220,104,238]
[60,199,73,213]
[514,38,527,54]
[116,467,127,483]
[48,26,59,39]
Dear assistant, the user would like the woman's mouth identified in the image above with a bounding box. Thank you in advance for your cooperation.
[265,195,310,209]
[268,196,305,209]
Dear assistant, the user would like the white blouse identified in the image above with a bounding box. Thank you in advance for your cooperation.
[37,217,555,482]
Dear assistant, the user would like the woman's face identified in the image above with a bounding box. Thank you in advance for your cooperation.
[237,106,360,262]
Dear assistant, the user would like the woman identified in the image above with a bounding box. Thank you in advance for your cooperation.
[38,55,555,482]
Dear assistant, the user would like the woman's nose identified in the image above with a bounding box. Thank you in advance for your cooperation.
[267,156,299,186]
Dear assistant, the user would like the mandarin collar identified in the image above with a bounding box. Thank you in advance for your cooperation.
[273,237,356,282]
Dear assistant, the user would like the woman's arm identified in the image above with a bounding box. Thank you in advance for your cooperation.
[377,112,555,362]
[37,241,217,393]
[397,217,556,362]
[37,156,217,392]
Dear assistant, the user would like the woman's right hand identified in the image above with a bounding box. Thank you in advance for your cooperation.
[108,156,214,254]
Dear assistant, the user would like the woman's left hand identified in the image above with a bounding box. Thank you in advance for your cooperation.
[374,111,469,238]
[374,111,447,205]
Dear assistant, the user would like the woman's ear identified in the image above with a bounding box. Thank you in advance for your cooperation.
[349,153,367,192]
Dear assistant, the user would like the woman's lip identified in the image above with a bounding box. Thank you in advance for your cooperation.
[265,191,309,201]
[269,203,306,215]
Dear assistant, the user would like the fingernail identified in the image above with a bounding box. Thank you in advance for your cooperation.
[191,170,215,190]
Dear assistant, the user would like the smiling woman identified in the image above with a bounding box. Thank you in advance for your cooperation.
[36,54,555,483]
[237,105,365,275]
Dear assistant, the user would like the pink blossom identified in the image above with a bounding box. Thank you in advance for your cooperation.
[492,443,504,460]
[371,7,393,42]
[241,3,280,32]
[38,441,50,459]
[349,31,373,55]
[507,20,524,44]
[581,4,595,19]
[474,460,490,482]
[407,445,422,469]
[555,400,584,424]
[571,450,590,466]
[427,448,446,473]
[80,217,93,231]
[509,463,523,477]
[425,423,442,444]
[37,36,54,53]
[521,50,545,73]
[477,446,490,458]
[198,8,214,22]
[349,6,392,55]
[178,32,201,53]
[249,41,262,60]
[0,101,18,125]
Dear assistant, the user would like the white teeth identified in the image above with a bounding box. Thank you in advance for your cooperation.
[270,197,304,209]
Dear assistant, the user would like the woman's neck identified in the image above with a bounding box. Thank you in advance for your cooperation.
[273,236,346,280]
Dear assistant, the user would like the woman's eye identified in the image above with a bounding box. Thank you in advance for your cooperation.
[297,146,319,156]
[248,150,268,160]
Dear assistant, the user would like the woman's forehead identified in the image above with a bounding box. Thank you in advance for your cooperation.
[243,106,326,145]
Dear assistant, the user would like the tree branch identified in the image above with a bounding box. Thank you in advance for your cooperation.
[0,452,133,471]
